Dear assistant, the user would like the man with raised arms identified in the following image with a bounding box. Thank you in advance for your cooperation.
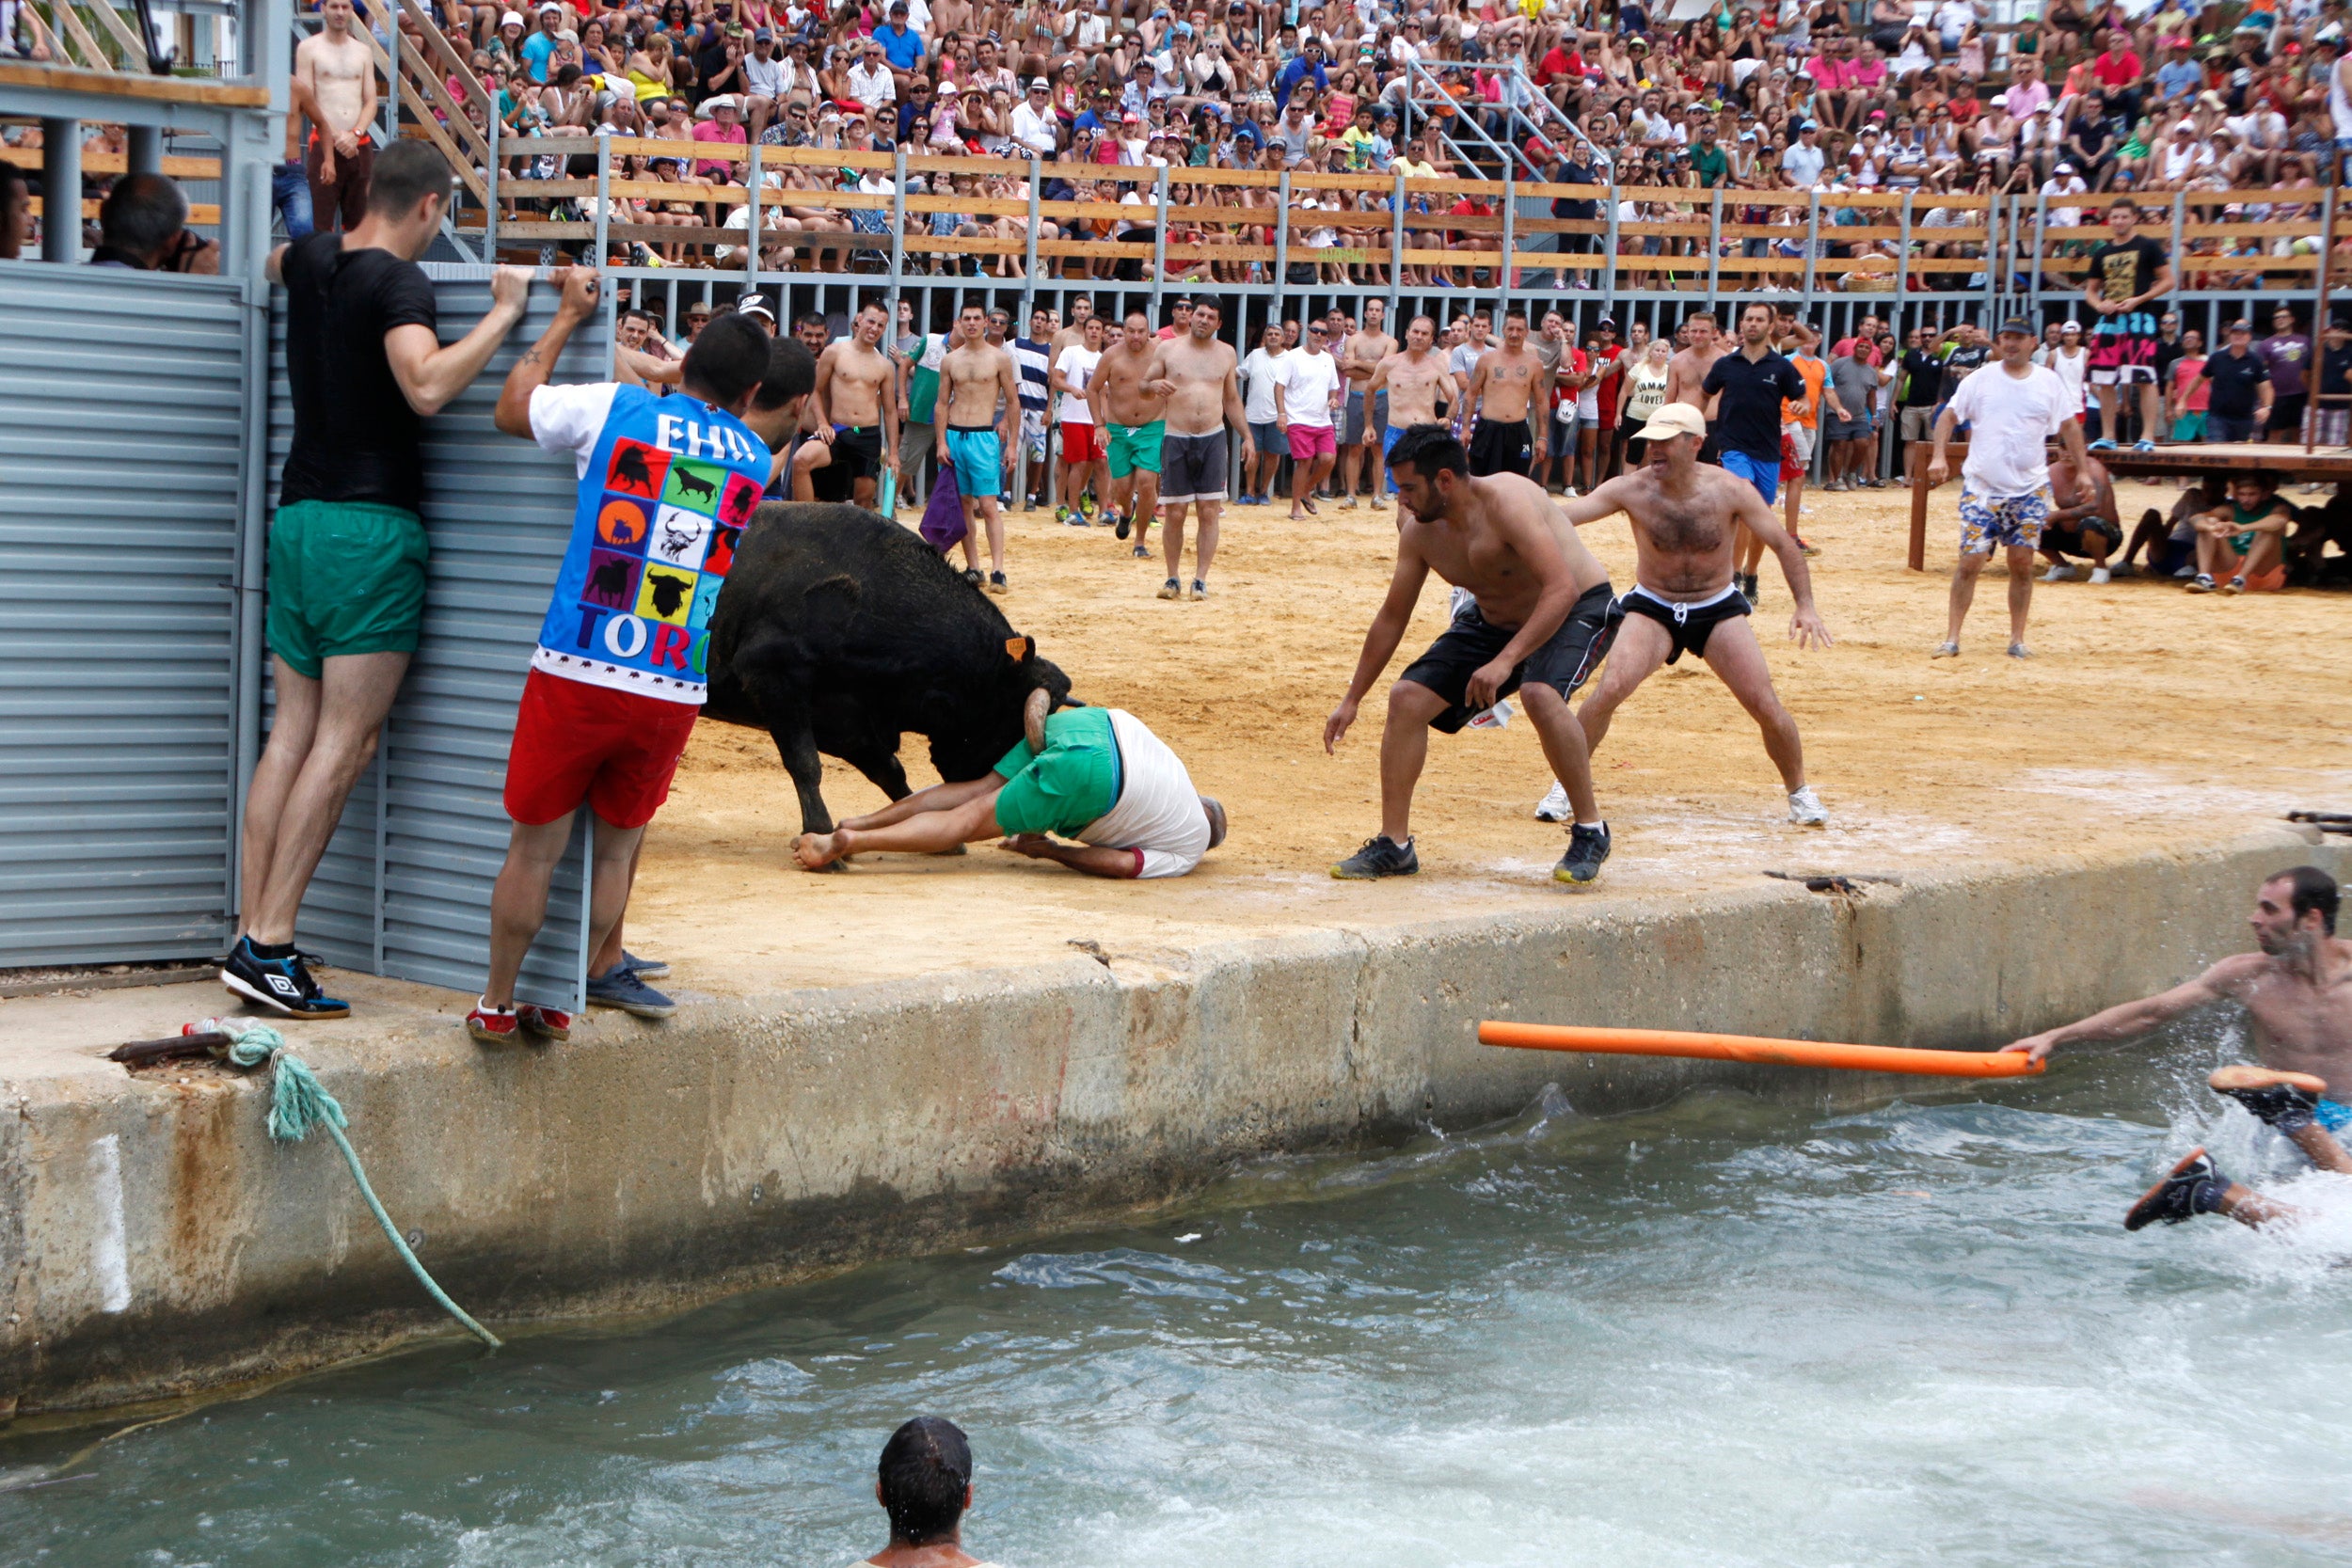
[294,0,378,232]
[1324,424,1618,886]
[1092,310,1175,554]
[1154,299,1253,602]
[1463,309,1547,479]
[934,302,1021,595]
[2009,868,2352,1234]
[1364,317,1453,490]
[803,301,898,509]
[1556,402,1833,827]
[1662,309,1728,462]
[1339,299,1397,508]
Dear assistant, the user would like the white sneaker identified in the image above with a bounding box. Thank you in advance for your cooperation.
[2088,566,2112,585]
[1562,485,1580,499]
[1788,785,1828,828]
[1534,781,1571,822]
[2042,564,2073,583]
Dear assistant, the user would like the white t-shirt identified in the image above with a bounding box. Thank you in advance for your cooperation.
[1277,348,1343,428]
[1081,708,1211,879]
[1054,344,1102,424]
[2038,342,2087,414]
[1948,361,2071,497]
[527,380,622,478]
[1240,346,1284,424]
[1783,140,1826,184]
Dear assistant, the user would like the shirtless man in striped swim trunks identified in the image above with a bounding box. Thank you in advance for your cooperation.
[2009,868,2352,1234]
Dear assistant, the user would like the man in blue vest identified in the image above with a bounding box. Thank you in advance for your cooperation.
[469,266,772,1044]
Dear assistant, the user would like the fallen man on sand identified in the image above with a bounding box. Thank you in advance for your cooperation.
[793,705,1225,878]
[2006,867,2352,1231]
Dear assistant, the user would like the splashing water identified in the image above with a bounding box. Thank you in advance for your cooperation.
[8,1030,2352,1567]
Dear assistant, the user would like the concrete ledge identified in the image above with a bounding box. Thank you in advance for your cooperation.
[2,830,2339,1415]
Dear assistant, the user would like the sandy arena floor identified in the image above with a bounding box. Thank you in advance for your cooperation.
[632,476,2352,996]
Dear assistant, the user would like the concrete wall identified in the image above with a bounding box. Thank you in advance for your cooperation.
[2,831,2338,1416]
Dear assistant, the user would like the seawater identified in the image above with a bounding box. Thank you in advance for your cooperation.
[8,1027,2352,1568]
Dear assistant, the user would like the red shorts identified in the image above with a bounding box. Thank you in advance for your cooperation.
[1287,422,1337,461]
[502,668,699,829]
[1061,421,1103,463]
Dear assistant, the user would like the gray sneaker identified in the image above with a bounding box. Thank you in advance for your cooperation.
[586,966,676,1019]
[620,949,668,979]
[1331,834,1419,879]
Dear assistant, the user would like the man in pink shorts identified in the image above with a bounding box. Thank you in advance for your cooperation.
[1276,319,1344,520]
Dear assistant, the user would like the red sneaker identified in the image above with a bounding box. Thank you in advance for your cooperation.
[517,1004,572,1043]
[467,1004,520,1045]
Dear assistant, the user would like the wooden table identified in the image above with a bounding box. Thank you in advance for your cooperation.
[1905,441,2352,569]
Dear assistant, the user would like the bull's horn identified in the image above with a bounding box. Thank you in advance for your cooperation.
[1024,686,1051,754]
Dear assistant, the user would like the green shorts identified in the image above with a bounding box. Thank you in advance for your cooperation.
[265,499,429,680]
[1105,420,1167,480]
[993,705,1120,836]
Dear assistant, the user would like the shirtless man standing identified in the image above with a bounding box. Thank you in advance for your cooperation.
[1662,309,1729,462]
[1325,424,1619,886]
[1558,402,1833,827]
[1154,300,1252,602]
[1464,309,1546,478]
[804,300,898,509]
[2009,868,2352,1233]
[934,303,1021,594]
[1340,299,1398,508]
[295,0,379,232]
[1364,317,1454,491]
[1091,310,1174,556]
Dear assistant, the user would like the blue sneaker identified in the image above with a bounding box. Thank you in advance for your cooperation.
[620,948,669,980]
[2088,437,2118,451]
[220,935,350,1019]
[586,966,676,1019]
[2132,438,2156,451]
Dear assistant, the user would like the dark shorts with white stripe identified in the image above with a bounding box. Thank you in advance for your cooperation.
[1160,429,1230,505]
[1399,581,1617,734]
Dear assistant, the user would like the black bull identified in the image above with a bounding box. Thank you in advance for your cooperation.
[702,502,1077,841]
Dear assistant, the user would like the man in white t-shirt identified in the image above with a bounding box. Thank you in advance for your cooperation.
[1052,316,1105,522]
[1238,322,1288,504]
[793,705,1225,878]
[1925,317,2089,659]
[2034,318,2089,415]
[1275,321,1344,520]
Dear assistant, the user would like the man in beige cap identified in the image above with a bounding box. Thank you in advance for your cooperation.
[1559,401,1835,828]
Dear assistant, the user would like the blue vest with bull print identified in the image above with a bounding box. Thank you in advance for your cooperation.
[533,385,771,705]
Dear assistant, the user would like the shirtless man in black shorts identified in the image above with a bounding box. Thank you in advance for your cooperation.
[1324,423,1618,885]
[804,301,898,506]
[2038,447,2122,584]
[1560,402,1834,827]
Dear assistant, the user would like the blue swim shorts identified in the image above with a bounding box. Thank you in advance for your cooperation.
[1718,446,1780,506]
[2317,1098,2352,1133]
[945,425,1002,497]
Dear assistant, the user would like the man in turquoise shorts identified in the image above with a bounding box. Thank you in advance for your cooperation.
[2007,867,2352,1232]
[1090,309,1173,554]
[933,303,1021,594]
[791,705,1224,879]
[226,143,533,1020]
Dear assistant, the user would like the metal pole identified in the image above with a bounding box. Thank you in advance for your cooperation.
[1603,182,1619,315]
[1801,189,1820,309]
[128,125,162,176]
[485,100,500,257]
[1706,186,1722,306]
[1024,156,1041,301]
[1894,188,1913,329]
[1501,165,1517,295]
[1275,169,1291,298]
[595,135,612,380]
[2314,178,2336,451]
[41,120,80,262]
[889,145,907,293]
[745,137,761,292]
[1389,170,1406,320]
[1151,164,1169,320]
[2031,188,2049,327]
[1981,186,1999,323]
[384,9,399,147]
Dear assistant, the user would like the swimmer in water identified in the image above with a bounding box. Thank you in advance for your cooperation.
[2006,867,2352,1231]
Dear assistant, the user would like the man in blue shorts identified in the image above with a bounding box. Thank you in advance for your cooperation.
[1701,302,1806,507]
[2008,868,2352,1233]
[934,303,1021,594]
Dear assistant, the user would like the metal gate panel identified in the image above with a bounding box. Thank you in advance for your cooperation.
[0,263,247,967]
[267,273,593,1006]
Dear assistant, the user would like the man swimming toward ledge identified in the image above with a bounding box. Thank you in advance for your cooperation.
[2006,867,2352,1232]
[793,705,1224,879]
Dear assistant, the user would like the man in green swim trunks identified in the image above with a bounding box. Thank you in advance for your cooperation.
[791,705,1224,879]
[2185,472,2291,594]
[1089,309,1175,557]
[2007,867,2352,1232]
[227,143,534,1020]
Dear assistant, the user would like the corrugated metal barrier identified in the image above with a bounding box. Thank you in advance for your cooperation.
[268,272,594,1007]
[0,263,249,967]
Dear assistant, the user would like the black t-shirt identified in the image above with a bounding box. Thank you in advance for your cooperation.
[2321,340,2352,399]
[2153,334,2186,387]
[278,231,438,511]
[1702,348,1806,461]
[2202,346,2269,419]
[1899,348,1943,407]
[1552,160,1597,221]
[2088,234,2167,309]
[1936,342,1990,404]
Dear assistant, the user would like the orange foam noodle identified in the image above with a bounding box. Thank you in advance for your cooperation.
[1476,1022,2044,1078]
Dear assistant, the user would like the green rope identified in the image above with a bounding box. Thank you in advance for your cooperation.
[200,1019,502,1349]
